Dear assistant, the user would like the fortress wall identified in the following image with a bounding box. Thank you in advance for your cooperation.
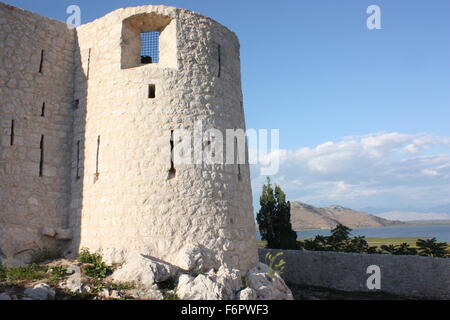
[0,3,75,262]
[259,249,450,299]
[69,6,258,271]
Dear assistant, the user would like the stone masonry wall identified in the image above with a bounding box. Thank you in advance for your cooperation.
[0,3,258,271]
[68,5,258,271]
[259,249,450,299]
[0,3,74,263]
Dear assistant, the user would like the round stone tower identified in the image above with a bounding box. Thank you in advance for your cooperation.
[69,5,258,271]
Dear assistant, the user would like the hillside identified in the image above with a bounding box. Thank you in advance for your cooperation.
[290,202,402,230]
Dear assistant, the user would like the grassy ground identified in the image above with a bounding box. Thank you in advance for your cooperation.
[0,249,143,300]
[365,237,421,248]
[257,237,449,249]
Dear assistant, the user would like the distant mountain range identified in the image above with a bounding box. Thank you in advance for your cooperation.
[358,203,450,222]
[360,204,450,215]
[376,211,450,222]
[290,202,402,231]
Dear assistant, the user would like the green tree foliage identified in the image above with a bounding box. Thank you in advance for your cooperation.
[379,243,418,255]
[329,224,351,243]
[298,224,378,254]
[298,224,448,257]
[257,178,298,249]
[416,238,449,258]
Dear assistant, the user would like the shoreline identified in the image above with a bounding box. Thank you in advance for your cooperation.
[294,222,450,232]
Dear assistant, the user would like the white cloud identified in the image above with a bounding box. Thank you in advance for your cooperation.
[251,132,450,210]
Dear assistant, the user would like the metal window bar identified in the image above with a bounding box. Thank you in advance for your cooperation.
[140,31,160,64]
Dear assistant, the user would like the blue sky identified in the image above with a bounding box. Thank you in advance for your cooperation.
[6,0,450,212]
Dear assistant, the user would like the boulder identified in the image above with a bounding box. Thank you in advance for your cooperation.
[176,267,243,300]
[237,288,257,300]
[246,263,294,300]
[63,265,83,293]
[24,284,55,300]
[100,288,121,299]
[173,244,205,272]
[216,266,243,299]
[112,253,177,288]
[177,273,224,300]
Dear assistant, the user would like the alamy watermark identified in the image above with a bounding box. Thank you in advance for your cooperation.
[366,265,381,290]
[169,121,280,176]
[367,5,382,30]
[66,5,81,29]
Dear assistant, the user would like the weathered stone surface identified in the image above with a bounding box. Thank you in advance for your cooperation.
[127,286,164,300]
[24,284,56,300]
[177,273,224,300]
[216,266,243,299]
[246,263,294,300]
[176,266,243,300]
[101,248,126,266]
[0,2,75,264]
[237,288,257,300]
[0,2,259,273]
[42,227,56,238]
[173,244,205,272]
[172,244,220,273]
[100,288,121,299]
[62,266,83,293]
[112,253,177,287]
[54,228,73,241]
[259,249,450,300]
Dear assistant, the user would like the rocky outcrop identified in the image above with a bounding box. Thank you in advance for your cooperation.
[236,288,257,300]
[176,262,293,301]
[0,250,294,300]
[0,244,294,301]
[24,284,56,300]
[176,266,243,300]
[245,263,294,300]
[107,248,294,301]
[112,253,177,287]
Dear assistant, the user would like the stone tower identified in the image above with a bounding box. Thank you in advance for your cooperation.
[0,4,258,271]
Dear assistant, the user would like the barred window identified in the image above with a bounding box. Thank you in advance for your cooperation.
[140,31,160,64]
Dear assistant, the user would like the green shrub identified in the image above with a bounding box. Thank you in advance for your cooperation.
[380,243,418,255]
[84,263,110,279]
[77,248,100,264]
[88,279,105,293]
[298,224,377,254]
[108,281,136,291]
[51,265,68,279]
[416,238,449,258]
[162,290,180,300]
[265,252,286,278]
[77,248,111,278]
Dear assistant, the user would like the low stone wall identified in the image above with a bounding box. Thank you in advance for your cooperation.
[259,249,450,299]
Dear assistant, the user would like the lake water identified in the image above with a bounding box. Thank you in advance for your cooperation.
[256,225,450,242]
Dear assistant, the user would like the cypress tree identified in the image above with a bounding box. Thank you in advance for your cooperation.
[257,178,298,249]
